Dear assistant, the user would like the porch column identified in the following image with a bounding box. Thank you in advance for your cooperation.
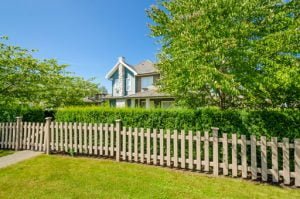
[146,98,150,109]
[131,98,135,108]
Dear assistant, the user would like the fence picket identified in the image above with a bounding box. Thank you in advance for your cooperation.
[173,130,178,168]
[222,133,228,175]
[196,131,201,171]
[250,135,257,180]
[12,122,16,149]
[99,124,103,155]
[104,124,108,156]
[283,138,290,185]
[212,128,219,176]
[36,123,40,151]
[69,123,73,152]
[271,137,278,183]
[153,129,157,165]
[160,129,164,166]
[166,129,171,167]
[74,123,78,153]
[110,124,115,157]
[88,123,92,155]
[122,126,126,160]
[78,122,83,154]
[261,136,268,182]
[5,123,9,149]
[147,128,151,164]
[128,127,132,161]
[134,128,138,162]
[295,139,300,187]
[188,131,193,170]
[180,130,185,169]
[23,122,27,150]
[241,135,247,178]
[50,122,54,151]
[232,134,238,177]
[55,122,59,151]
[40,123,45,151]
[140,128,144,163]
[59,122,63,152]
[204,131,209,172]
[64,122,68,152]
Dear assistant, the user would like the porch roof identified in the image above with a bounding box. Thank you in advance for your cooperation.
[104,90,173,99]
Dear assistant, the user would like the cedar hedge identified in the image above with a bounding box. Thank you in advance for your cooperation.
[55,106,300,140]
[0,107,54,122]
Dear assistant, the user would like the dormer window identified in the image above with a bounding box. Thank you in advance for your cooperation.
[126,77,131,91]
[141,76,153,90]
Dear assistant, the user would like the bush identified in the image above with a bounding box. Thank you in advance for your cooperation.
[55,106,300,140]
[0,107,55,122]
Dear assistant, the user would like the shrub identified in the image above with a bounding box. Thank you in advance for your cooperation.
[0,107,55,122]
[55,106,300,140]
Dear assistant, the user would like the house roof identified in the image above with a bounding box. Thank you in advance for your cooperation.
[133,60,157,75]
[105,57,158,79]
[126,90,171,99]
[103,89,173,99]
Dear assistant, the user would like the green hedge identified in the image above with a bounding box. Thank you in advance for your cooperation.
[55,106,300,140]
[0,107,54,122]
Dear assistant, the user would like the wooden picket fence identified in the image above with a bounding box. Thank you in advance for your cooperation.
[0,117,300,187]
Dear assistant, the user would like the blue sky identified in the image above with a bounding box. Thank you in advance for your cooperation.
[0,0,157,92]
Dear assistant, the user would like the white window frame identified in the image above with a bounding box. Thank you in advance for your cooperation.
[141,76,153,89]
[126,77,131,92]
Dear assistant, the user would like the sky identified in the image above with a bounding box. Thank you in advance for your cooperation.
[0,0,158,93]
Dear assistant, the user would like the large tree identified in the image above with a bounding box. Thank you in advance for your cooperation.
[148,0,299,109]
[0,36,104,108]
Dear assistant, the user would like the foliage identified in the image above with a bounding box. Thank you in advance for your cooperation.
[0,106,54,122]
[55,106,300,140]
[0,36,104,108]
[147,0,300,109]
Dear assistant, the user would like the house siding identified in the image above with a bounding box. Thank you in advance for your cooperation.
[136,74,160,92]
[111,70,119,96]
[124,68,135,96]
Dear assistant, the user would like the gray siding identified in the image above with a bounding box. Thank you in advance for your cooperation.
[136,74,160,92]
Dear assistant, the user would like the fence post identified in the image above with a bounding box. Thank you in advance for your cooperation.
[45,117,52,155]
[15,116,22,151]
[115,119,121,162]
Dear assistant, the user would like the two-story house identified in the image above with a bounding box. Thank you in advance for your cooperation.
[105,57,174,108]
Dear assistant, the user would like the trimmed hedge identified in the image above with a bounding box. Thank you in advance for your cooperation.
[0,107,54,122]
[55,106,300,140]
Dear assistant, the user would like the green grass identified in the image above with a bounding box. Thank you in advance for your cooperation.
[0,155,299,199]
[0,150,14,157]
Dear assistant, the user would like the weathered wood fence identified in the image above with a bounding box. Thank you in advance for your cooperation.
[0,117,299,187]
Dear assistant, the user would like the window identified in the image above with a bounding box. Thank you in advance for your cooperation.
[113,79,119,94]
[126,77,131,91]
[141,76,153,89]
[161,101,174,109]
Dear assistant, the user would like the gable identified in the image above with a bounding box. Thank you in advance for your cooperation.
[105,59,137,79]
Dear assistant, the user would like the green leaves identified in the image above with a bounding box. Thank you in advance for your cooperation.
[0,38,104,108]
[148,0,300,109]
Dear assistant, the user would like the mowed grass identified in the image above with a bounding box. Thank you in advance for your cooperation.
[0,150,14,157]
[0,155,299,199]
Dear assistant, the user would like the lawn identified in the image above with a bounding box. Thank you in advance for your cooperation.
[0,155,299,199]
[0,150,14,157]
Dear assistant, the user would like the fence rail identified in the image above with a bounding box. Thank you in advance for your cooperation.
[0,117,299,187]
